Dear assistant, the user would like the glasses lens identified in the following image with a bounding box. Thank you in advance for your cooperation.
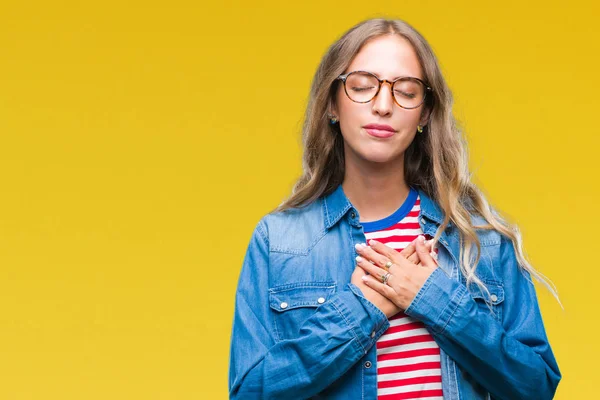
[393,78,426,108]
[345,72,379,102]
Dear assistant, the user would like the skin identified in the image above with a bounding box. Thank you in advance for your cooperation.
[330,34,436,318]
[353,237,438,318]
[331,34,430,223]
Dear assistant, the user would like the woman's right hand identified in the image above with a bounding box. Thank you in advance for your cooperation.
[350,238,433,318]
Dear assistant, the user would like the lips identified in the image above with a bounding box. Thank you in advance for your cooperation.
[363,124,396,132]
[363,123,396,138]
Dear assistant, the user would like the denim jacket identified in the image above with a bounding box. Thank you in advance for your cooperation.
[228,184,561,399]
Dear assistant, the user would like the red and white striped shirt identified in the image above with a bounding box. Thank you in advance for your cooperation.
[362,190,443,400]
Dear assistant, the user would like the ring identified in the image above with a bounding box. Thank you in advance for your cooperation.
[384,260,393,269]
[381,272,391,285]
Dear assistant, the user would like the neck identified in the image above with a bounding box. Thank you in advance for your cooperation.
[342,151,410,223]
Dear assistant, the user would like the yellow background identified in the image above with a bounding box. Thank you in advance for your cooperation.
[0,0,598,398]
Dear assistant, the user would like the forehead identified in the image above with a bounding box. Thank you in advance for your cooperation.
[347,35,423,80]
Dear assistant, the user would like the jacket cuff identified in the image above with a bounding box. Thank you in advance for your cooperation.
[404,267,468,335]
[329,283,391,355]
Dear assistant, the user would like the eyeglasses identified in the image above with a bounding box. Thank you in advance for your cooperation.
[336,70,432,109]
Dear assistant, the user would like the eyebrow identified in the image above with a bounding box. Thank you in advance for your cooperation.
[362,71,421,80]
[391,73,420,80]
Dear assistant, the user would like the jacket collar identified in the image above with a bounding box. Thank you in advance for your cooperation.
[322,183,444,230]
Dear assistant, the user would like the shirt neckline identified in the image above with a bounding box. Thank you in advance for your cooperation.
[361,187,418,233]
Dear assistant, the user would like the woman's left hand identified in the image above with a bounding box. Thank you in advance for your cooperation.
[355,235,438,310]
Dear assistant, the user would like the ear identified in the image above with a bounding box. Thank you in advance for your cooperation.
[328,100,339,119]
[419,106,432,126]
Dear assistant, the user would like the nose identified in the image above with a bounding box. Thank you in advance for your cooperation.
[371,80,394,116]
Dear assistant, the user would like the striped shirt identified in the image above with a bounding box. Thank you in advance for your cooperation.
[362,188,444,400]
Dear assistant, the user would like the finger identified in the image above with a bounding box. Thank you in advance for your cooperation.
[415,235,437,267]
[407,239,432,264]
[361,272,398,299]
[408,252,419,264]
[430,253,439,265]
[368,238,431,259]
[365,239,432,269]
[357,242,395,270]
[399,238,418,258]
[355,254,389,282]
[364,240,398,265]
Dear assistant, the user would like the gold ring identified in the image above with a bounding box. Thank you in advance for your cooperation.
[384,261,393,269]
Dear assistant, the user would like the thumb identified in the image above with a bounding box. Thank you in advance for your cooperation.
[416,235,437,268]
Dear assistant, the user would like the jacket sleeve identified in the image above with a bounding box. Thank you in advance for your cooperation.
[228,219,390,400]
[404,233,561,400]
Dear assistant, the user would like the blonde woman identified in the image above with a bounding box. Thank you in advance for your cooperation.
[228,18,561,400]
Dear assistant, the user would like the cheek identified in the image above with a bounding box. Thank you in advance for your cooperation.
[338,105,362,135]
[338,98,358,122]
[399,109,422,126]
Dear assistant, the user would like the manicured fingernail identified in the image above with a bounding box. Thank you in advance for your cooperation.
[355,243,364,250]
[418,235,426,242]
[356,256,363,262]
[362,276,369,283]
[368,240,377,246]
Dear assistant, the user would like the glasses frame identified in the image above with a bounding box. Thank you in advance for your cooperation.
[336,70,433,109]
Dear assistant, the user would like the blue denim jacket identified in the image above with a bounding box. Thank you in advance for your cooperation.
[228,184,561,399]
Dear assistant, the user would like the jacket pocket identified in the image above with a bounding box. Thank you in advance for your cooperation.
[470,280,505,322]
[269,281,337,342]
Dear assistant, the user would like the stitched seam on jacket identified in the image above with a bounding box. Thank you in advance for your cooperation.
[330,299,367,355]
[257,219,269,247]
[348,284,387,326]
[405,267,437,316]
[361,360,365,400]
[271,228,328,255]
[440,285,468,335]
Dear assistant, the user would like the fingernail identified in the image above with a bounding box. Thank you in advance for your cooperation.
[368,240,377,246]
[418,235,425,242]
[356,256,363,262]
[355,243,364,250]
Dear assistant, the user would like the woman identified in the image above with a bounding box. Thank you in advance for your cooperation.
[228,18,561,400]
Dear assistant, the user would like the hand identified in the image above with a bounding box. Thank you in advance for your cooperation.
[356,235,438,310]
[350,237,434,318]
[401,236,438,266]
[351,266,401,318]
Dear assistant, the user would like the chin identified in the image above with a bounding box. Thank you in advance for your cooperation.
[360,150,402,164]
[343,139,403,164]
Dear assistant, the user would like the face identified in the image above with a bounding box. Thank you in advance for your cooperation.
[332,35,429,165]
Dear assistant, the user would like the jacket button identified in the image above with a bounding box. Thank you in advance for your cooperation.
[490,294,498,302]
[370,330,376,338]
[350,211,356,219]
[364,361,372,368]
[317,297,325,304]
[280,302,288,309]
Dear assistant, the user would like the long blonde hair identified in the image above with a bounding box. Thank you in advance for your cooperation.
[269,18,561,308]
